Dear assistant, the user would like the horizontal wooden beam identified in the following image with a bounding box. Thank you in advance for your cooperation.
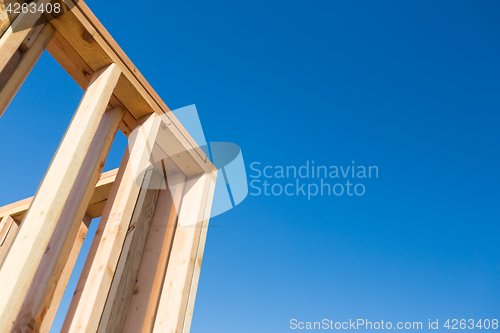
[0,168,118,222]
[44,0,215,175]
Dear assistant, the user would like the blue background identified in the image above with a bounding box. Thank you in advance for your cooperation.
[0,0,498,331]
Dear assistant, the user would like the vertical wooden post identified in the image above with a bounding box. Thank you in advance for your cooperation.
[0,63,122,332]
[20,104,125,331]
[0,214,90,333]
[181,175,217,333]
[97,167,163,333]
[152,172,217,333]
[39,215,91,333]
[123,171,187,333]
[61,113,160,333]
[14,84,124,333]
[0,0,53,117]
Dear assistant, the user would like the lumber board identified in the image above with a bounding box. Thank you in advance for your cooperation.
[13,105,125,331]
[0,1,219,331]
[0,63,122,332]
[97,167,163,333]
[61,114,158,333]
[39,214,91,333]
[123,171,187,333]
[182,175,217,333]
[0,168,118,222]
[152,172,216,333]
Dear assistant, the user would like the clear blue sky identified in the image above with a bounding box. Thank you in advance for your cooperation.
[0,0,499,332]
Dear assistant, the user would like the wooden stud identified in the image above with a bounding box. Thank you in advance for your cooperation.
[61,113,159,333]
[39,214,91,333]
[0,1,220,331]
[97,167,163,333]
[152,172,217,333]
[14,105,125,331]
[0,63,122,332]
[122,171,187,333]
[182,175,217,333]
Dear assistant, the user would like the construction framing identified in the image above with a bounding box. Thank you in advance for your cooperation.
[0,1,218,332]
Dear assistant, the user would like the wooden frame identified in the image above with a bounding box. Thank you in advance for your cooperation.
[0,1,218,332]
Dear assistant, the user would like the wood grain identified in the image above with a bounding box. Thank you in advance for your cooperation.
[122,171,187,333]
[61,114,158,333]
[0,64,121,332]
[152,172,216,333]
[39,215,91,333]
[97,167,163,333]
